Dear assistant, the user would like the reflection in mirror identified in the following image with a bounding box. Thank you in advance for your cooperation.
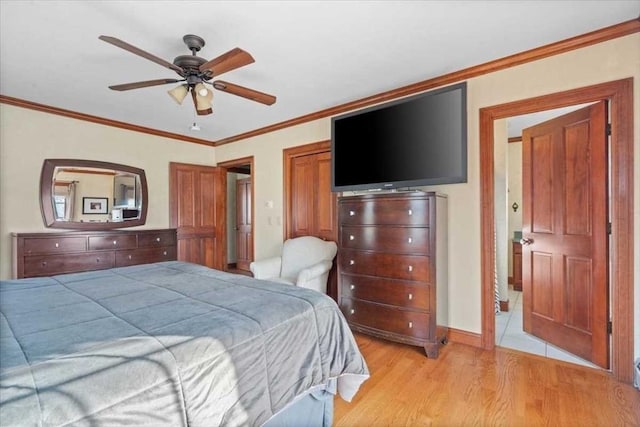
[41,159,148,230]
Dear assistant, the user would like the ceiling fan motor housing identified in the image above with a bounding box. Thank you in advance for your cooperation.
[174,35,212,82]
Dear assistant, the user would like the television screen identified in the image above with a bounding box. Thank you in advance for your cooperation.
[331,82,467,192]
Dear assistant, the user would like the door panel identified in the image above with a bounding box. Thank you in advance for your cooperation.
[531,134,554,234]
[291,156,314,237]
[521,101,608,368]
[316,151,337,241]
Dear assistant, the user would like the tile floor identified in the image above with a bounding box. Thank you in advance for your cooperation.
[495,288,599,369]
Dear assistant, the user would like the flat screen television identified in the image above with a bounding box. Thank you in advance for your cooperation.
[331,82,467,192]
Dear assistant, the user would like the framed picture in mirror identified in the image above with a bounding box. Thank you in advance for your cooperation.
[82,197,109,214]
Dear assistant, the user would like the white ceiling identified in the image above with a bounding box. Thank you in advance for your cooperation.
[1,1,638,144]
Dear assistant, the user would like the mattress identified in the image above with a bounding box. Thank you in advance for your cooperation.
[0,261,369,426]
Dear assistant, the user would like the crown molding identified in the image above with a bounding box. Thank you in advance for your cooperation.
[0,95,216,147]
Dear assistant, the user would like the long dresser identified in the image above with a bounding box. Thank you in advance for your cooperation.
[13,228,177,279]
[337,191,448,357]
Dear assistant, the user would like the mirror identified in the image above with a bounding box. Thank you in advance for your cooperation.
[40,159,148,230]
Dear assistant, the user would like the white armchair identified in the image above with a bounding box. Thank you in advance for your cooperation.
[250,236,338,294]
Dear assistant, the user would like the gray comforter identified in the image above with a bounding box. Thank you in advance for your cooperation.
[0,261,369,426]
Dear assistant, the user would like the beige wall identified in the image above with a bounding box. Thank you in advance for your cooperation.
[0,105,216,278]
[216,34,640,356]
[1,33,638,358]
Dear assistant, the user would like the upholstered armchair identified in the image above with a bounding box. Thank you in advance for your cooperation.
[250,236,338,294]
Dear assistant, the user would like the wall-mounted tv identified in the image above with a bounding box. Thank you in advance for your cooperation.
[331,82,467,192]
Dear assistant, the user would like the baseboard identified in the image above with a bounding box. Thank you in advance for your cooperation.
[500,299,509,312]
[448,327,482,348]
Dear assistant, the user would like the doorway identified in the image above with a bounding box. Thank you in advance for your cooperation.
[479,78,634,383]
[217,156,254,275]
[495,103,605,369]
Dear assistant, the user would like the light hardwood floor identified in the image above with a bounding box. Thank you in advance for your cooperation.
[334,333,640,426]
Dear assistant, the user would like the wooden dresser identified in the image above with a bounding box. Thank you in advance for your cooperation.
[12,229,177,279]
[337,192,448,357]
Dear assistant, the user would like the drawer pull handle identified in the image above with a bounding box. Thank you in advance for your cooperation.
[156,237,161,242]
[408,321,413,329]
[349,260,355,266]
[96,258,101,263]
[41,261,47,267]
[113,240,117,245]
[349,235,355,241]
[408,265,413,272]
[408,293,413,300]
[408,209,413,216]
[163,251,167,256]
[407,237,413,243]
[128,255,132,260]
[55,242,59,248]
[349,210,355,216]
[349,284,355,290]
[350,309,355,315]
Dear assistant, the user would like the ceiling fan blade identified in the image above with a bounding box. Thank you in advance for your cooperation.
[108,79,182,91]
[199,48,255,77]
[99,35,184,75]
[191,90,213,115]
[212,80,276,105]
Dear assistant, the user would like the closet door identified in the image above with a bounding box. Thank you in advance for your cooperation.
[169,162,226,270]
[284,141,338,298]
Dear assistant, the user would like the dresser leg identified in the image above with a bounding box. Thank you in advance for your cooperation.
[423,342,439,358]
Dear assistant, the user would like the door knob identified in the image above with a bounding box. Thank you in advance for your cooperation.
[520,238,533,245]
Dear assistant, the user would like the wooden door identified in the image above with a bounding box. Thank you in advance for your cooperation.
[285,141,338,299]
[169,162,226,270]
[289,151,336,240]
[521,101,608,368]
[235,177,252,271]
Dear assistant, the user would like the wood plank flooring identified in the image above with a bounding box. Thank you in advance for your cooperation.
[334,333,640,426]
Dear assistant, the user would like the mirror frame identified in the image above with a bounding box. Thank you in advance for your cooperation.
[40,159,149,230]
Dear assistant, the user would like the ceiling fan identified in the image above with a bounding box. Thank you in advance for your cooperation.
[99,34,276,115]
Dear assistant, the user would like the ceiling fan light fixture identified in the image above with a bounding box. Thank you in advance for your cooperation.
[194,83,213,111]
[168,84,189,105]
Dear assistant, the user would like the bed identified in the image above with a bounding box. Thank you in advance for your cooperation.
[0,261,369,426]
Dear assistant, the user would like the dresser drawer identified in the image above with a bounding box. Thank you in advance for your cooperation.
[340,226,429,254]
[115,247,177,267]
[24,252,116,277]
[137,231,176,248]
[339,249,430,281]
[341,298,432,340]
[88,235,137,251]
[341,274,430,311]
[339,198,429,226]
[23,236,86,255]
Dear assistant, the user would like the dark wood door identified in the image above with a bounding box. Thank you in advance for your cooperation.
[521,101,608,368]
[169,162,226,270]
[285,141,338,299]
[289,151,336,240]
[235,177,252,271]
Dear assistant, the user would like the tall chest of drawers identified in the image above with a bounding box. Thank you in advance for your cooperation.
[337,192,448,357]
[12,229,177,279]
